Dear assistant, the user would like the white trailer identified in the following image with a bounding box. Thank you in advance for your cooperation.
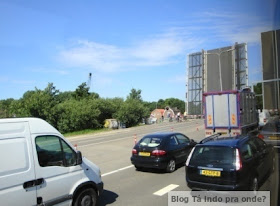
[203,90,258,136]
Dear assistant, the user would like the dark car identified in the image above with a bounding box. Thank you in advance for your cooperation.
[131,132,196,172]
[258,118,280,169]
[185,134,275,191]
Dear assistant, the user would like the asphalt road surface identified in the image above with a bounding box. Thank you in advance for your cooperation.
[69,119,279,206]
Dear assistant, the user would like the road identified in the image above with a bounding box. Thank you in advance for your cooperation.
[69,119,279,206]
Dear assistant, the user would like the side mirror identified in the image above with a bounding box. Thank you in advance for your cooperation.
[190,139,197,146]
[76,151,83,165]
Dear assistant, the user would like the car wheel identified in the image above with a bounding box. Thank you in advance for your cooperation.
[250,177,258,193]
[166,159,176,173]
[74,188,97,206]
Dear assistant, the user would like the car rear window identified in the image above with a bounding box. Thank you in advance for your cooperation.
[190,146,234,166]
[139,136,162,147]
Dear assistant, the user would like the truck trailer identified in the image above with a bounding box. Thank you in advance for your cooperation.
[203,90,258,136]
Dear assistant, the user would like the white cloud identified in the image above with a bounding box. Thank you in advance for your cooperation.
[57,29,203,73]
[197,11,274,44]
[57,11,274,74]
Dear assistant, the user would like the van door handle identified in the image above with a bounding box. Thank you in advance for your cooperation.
[23,180,36,189]
[23,178,44,189]
[35,178,44,186]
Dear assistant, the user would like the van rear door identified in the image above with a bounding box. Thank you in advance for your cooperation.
[0,121,37,206]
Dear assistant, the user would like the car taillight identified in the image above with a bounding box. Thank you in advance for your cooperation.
[264,118,267,123]
[235,149,242,171]
[186,147,195,166]
[151,150,166,156]
[258,134,264,139]
[132,149,137,155]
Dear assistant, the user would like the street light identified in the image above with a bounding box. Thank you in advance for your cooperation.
[204,48,235,91]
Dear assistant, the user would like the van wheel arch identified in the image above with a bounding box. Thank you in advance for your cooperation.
[72,182,98,206]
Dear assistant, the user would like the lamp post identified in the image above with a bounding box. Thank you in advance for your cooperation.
[205,48,235,91]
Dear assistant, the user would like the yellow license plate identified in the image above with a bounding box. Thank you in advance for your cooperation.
[200,170,221,177]
[269,136,280,140]
[139,152,150,157]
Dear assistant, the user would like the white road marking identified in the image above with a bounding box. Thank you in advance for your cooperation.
[153,184,179,196]
[101,165,134,177]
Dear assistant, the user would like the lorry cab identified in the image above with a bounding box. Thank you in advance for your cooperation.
[0,118,103,206]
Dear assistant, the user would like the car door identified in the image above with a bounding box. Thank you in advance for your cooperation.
[33,135,84,205]
[253,138,271,178]
[176,134,191,162]
[249,138,267,182]
[167,135,182,162]
[240,141,256,186]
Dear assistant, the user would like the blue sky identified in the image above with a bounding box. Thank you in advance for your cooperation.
[0,0,279,101]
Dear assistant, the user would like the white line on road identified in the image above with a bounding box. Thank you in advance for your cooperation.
[153,184,179,196]
[101,165,134,177]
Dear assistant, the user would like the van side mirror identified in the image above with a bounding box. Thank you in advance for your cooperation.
[76,151,83,165]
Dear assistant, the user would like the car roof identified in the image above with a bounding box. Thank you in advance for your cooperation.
[198,134,249,147]
[143,132,182,139]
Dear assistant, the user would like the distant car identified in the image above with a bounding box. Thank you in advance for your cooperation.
[258,118,280,169]
[259,110,271,128]
[131,132,196,172]
[185,134,275,191]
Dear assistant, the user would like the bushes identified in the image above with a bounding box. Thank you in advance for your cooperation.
[56,99,101,133]
[0,83,185,133]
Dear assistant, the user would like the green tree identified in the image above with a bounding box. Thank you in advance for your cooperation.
[127,88,142,101]
[56,91,74,102]
[95,98,123,125]
[157,99,165,109]
[143,101,157,112]
[164,98,185,113]
[56,98,101,133]
[114,99,149,127]
[73,82,90,100]
[0,98,15,118]
[9,83,59,127]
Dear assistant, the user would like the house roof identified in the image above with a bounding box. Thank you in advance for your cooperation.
[151,109,165,115]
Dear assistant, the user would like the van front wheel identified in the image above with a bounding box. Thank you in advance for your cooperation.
[74,188,97,206]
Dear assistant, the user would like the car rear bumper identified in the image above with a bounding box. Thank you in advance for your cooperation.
[186,179,247,191]
[130,156,170,169]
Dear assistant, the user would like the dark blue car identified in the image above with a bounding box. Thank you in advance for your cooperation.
[131,132,196,172]
[185,134,276,191]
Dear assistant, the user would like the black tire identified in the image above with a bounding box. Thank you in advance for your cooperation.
[166,159,176,173]
[73,188,97,206]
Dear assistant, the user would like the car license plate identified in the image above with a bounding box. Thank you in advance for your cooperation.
[269,136,280,140]
[200,170,221,177]
[139,152,150,157]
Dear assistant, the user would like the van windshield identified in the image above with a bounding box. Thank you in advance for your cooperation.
[190,146,234,167]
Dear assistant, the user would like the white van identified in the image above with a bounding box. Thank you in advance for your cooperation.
[0,118,103,206]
